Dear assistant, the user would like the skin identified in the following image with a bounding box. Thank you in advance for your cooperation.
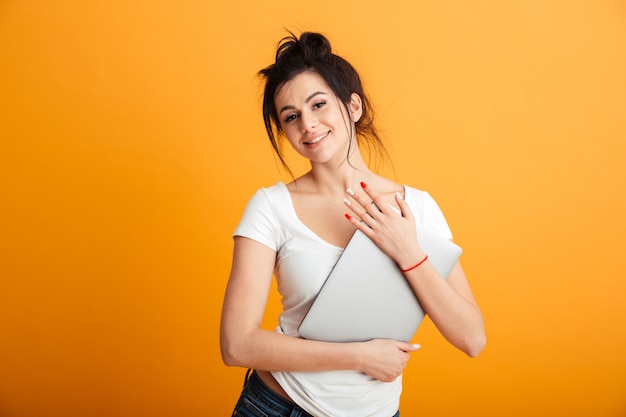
[220,71,486,401]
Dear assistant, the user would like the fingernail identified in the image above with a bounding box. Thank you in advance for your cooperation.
[344,213,352,220]
[412,343,421,349]
[360,181,367,189]
[346,188,355,196]
[396,192,403,200]
[343,198,351,206]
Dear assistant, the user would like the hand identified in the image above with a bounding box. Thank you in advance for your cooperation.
[357,339,421,382]
[344,182,425,270]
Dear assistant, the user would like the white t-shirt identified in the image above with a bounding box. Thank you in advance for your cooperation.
[233,182,453,417]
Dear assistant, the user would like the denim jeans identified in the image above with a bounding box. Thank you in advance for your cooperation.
[231,369,400,417]
[231,369,314,417]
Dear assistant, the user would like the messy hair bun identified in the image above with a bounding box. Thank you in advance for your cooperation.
[258,31,389,175]
[276,31,332,63]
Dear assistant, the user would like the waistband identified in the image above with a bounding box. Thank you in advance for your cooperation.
[244,369,313,416]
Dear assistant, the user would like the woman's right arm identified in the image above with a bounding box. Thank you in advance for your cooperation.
[219,236,419,382]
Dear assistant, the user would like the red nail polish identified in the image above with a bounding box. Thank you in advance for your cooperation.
[344,213,352,220]
[360,181,367,189]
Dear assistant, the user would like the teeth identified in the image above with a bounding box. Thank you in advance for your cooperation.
[306,132,327,144]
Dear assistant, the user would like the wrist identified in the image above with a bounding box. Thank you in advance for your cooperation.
[400,253,429,273]
[350,342,369,372]
[395,244,425,270]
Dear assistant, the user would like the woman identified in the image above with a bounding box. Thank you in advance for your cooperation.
[220,31,486,417]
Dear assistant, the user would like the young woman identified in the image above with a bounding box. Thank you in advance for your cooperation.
[220,31,486,417]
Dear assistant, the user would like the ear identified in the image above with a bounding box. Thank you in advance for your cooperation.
[349,93,363,122]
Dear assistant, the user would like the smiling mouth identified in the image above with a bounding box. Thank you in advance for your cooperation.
[303,131,329,145]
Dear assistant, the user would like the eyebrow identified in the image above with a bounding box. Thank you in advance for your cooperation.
[278,91,327,115]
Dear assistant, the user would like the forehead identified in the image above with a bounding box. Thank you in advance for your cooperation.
[274,71,332,104]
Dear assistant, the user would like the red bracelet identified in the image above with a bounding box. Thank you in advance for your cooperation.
[401,255,429,273]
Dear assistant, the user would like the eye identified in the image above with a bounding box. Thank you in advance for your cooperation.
[283,113,298,123]
[313,100,326,110]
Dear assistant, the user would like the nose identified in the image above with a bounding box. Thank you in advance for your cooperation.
[300,111,318,133]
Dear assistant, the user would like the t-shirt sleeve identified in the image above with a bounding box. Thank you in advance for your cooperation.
[233,188,281,252]
[418,191,453,240]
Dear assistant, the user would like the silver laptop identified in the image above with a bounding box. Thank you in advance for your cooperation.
[298,224,462,343]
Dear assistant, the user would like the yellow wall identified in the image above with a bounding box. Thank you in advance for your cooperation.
[1,1,625,416]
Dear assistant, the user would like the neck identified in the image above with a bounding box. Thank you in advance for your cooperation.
[304,150,374,196]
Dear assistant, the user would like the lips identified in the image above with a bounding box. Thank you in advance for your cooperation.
[303,131,329,145]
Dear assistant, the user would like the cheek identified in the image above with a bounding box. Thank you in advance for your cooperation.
[281,122,300,139]
[281,126,300,147]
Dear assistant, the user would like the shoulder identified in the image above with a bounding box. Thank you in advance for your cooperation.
[403,184,444,213]
[259,181,288,196]
[234,182,288,250]
[237,182,290,223]
[402,184,431,205]
[245,182,288,205]
[403,184,453,238]
[372,176,404,194]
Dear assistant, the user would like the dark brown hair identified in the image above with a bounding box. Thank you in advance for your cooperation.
[258,31,389,175]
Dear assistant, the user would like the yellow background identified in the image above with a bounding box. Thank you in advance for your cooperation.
[1,1,625,416]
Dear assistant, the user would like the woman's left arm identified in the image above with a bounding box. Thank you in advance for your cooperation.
[403,259,486,357]
[345,185,486,357]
